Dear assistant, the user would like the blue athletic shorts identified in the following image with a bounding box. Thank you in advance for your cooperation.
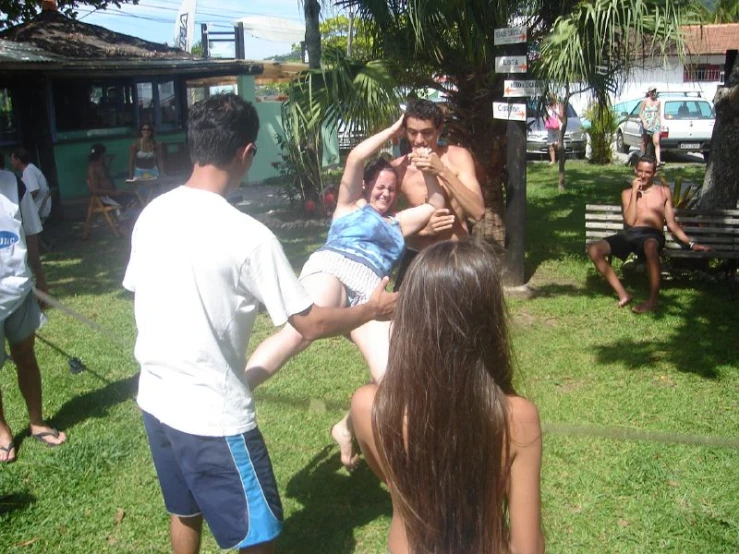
[1,291,46,368]
[142,411,283,549]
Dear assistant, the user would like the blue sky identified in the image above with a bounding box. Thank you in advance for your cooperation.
[77,0,305,59]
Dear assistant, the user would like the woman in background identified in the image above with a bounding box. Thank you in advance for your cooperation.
[638,85,663,166]
[352,239,545,554]
[129,123,165,179]
[545,95,563,165]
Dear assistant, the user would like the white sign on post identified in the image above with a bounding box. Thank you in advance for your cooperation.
[493,26,527,45]
[495,55,528,74]
[503,80,543,97]
[493,102,527,122]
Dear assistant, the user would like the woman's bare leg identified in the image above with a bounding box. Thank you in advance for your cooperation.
[330,320,391,471]
[653,133,662,164]
[245,273,346,389]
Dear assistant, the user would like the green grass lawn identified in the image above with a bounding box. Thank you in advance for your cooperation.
[1,159,737,553]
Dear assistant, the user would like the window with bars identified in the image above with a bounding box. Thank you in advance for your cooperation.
[683,64,722,82]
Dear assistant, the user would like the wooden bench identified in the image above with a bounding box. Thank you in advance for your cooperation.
[585,204,739,263]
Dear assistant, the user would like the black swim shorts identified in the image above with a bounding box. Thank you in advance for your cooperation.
[604,226,665,260]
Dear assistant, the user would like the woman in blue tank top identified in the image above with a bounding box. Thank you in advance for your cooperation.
[247,116,445,469]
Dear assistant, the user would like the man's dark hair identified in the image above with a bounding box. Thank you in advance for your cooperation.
[404,99,444,128]
[89,143,107,162]
[11,147,32,165]
[637,154,657,170]
[187,94,259,169]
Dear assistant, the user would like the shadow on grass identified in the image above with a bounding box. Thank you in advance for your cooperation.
[533,272,736,379]
[0,492,36,517]
[49,374,138,432]
[280,446,391,553]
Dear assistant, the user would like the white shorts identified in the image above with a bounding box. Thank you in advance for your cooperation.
[299,250,380,307]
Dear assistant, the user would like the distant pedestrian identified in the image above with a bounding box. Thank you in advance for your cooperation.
[545,94,563,165]
[638,85,663,166]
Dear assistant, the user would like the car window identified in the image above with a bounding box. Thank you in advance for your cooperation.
[663,100,714,120]
[629,102,642,117]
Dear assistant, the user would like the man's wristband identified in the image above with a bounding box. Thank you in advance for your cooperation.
[688,241,695,250]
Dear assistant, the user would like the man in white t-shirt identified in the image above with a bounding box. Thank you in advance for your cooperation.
[10,148,51,220]
[123,94,396,554]
[0,153,67,464]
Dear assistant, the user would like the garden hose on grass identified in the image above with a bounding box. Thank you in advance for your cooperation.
[33,288,131,375]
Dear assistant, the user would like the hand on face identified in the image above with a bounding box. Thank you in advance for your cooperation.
[408,148,443,175]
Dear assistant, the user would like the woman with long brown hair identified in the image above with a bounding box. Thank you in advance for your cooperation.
[352,239,544,554]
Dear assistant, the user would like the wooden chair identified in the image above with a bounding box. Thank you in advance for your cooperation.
[81,185,123,239]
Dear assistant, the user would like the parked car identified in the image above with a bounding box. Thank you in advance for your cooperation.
[526,101,587,159]
[615,92,715,161]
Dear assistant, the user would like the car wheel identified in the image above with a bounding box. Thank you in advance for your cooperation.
[702,150,710,162]
[616,131,628,154]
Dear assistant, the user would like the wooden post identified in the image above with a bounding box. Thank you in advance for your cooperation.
[503,41,528,287]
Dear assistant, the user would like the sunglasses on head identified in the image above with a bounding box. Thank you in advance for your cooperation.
[250,144,258,158]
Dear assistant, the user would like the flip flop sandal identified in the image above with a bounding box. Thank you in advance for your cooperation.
[32,429,64,448]
[0,441,16,463]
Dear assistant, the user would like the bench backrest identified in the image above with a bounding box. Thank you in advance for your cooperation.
[585,204,739,258]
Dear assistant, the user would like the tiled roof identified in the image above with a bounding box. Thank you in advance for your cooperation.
[682,24,739,56]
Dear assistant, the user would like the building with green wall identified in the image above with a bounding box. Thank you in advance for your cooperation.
[0,8,339,218]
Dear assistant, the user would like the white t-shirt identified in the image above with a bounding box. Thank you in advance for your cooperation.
[123,185,313,437]
[22,163,51,219]
[0,169,43,320]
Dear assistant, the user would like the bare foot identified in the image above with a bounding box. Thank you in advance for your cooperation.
[29,424,67,447]
[331,421,359,472]
[618,295,633,308]
[632,301,658,314]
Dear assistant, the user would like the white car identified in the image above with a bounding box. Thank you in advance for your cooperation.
[615,92,715,161]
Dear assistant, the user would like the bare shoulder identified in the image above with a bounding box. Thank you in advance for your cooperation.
[507,396,542,447]
[445,144,474,162]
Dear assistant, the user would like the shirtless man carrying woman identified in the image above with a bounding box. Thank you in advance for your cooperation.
[587,155,709,313]
[246,116,445,468]
[391,99,485,288]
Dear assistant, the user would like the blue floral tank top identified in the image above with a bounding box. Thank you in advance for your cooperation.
[319,204,405,277]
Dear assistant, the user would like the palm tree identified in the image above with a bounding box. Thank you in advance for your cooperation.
[536,0,699,190]
[337,0,699,244]
[281,48,401,203]
[304,0,322,69]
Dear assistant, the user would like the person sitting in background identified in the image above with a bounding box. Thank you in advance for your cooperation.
[88,143,140,230]
[351,239,544,554]
[129,123,165,179]
[587,155,710,313]
[10,147,51,220]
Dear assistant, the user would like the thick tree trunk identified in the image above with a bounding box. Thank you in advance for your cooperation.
[557,85,572,192]
[695,56,739,209]
[449,77,507,247]
[304,0,321,69]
